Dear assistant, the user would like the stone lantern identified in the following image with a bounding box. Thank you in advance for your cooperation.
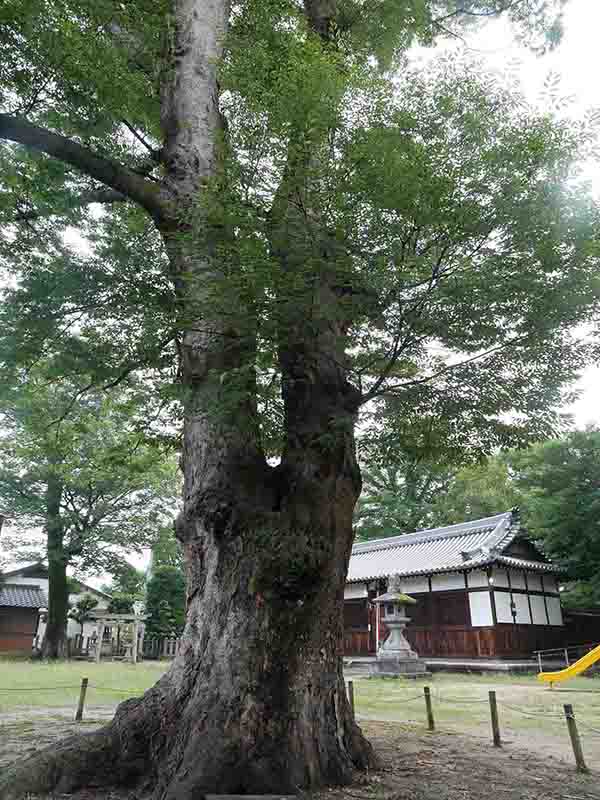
[370,574,428,677]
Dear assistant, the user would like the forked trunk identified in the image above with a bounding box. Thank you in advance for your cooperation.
[0,0,377,796]
[0,428,375,798]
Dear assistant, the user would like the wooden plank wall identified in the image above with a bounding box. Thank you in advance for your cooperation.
[0,608,38,653]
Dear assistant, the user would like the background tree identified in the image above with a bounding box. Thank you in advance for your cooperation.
[145,566,186,639]
[107,593,136,614]
[68,592,99,636]
[102,562,146,599]
[150,526,184,571]
[354,458,455,540]
[1,1,598,797]
[510,428,600,608]
[428,456,522,526]
[0,367,178,658]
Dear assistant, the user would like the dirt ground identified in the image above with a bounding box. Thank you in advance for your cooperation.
[1,713,598,800]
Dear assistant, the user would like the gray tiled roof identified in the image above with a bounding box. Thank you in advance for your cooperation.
[0,584,47,608]
[348,511,559,582]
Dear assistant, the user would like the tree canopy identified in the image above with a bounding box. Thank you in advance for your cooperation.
[354,457,455,539]
[145,565,186,639]
[0,367,178,576]
[0,363,179,656]
[0,2,597,457]
[511,428,600,608]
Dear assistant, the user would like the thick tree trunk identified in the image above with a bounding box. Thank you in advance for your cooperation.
[40,475,68,660]
[0,457,375,798]
[0,1,376,796]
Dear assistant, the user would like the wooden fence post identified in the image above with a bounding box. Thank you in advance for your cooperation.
[424,686,435,732]
[563,704,588,773]
[347,680,355,716]
[75,677,89,722]
[488,691,501,747]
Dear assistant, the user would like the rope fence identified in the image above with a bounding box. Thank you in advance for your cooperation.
[0,677,598,773]
[344,681,599,774]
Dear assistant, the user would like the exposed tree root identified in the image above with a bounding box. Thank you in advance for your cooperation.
[0,682,376,800]
[0,696,158,800]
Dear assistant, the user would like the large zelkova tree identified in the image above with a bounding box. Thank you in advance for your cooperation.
[0,368,178,658]
[1,0,600,796]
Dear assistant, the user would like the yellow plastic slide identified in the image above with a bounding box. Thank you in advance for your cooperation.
[538,643,600,685]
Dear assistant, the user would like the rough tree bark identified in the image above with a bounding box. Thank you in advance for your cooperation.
[40,474,68,660]
[0,0,376,796]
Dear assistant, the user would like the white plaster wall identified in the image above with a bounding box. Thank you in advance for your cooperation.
[344,583,367,600]
[469,592,493,626]
[431,573,465,591]
[546,596,564,626]
[509,571,526,590]
[6,576,47,589]
[491,569,510,588]
[402,576,430,593]
[467,570,488,588]
[513,593,531,624]
[526,574,543,592]
[543,576,560,594]
[530,594,548,625]
[494,591,513,623]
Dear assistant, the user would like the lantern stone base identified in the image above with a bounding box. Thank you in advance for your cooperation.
[370,619,429,677]
[369,656,429,678]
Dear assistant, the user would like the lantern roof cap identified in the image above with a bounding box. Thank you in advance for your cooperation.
[372,591,417,605]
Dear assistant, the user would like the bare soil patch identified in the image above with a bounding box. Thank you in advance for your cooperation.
[1,715,598,800]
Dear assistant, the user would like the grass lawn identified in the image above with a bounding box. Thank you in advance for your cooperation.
[1,660,599,770]
[0,658,168,711]
[353,671,600,769]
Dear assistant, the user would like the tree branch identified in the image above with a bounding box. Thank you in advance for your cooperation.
[121,119,160,160]
[0,114,163,217]
[362,334,531,403]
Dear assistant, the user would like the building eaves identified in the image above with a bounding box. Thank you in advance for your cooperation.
[346,511,557,583]
[0,584,47,609]
[495,555,563,574]
[352,512,513,555]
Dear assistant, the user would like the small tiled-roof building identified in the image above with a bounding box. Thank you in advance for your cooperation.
[0,562,110,654]
[0,577,48,654]
[344,510,566,659]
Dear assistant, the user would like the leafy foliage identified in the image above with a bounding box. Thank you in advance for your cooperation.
[68,592,98,633]
[354,458,455,539]
[107,592,136,614]
[510,428,600,608]
[145,566,186,638]
[103,562,147,598]
[0,2,596,465]
[0,363,180,577]
[151,526,183,570]
[428,456,521,526]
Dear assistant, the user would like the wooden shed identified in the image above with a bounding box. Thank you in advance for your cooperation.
[0,583,47,654]
[344,511,567,659]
